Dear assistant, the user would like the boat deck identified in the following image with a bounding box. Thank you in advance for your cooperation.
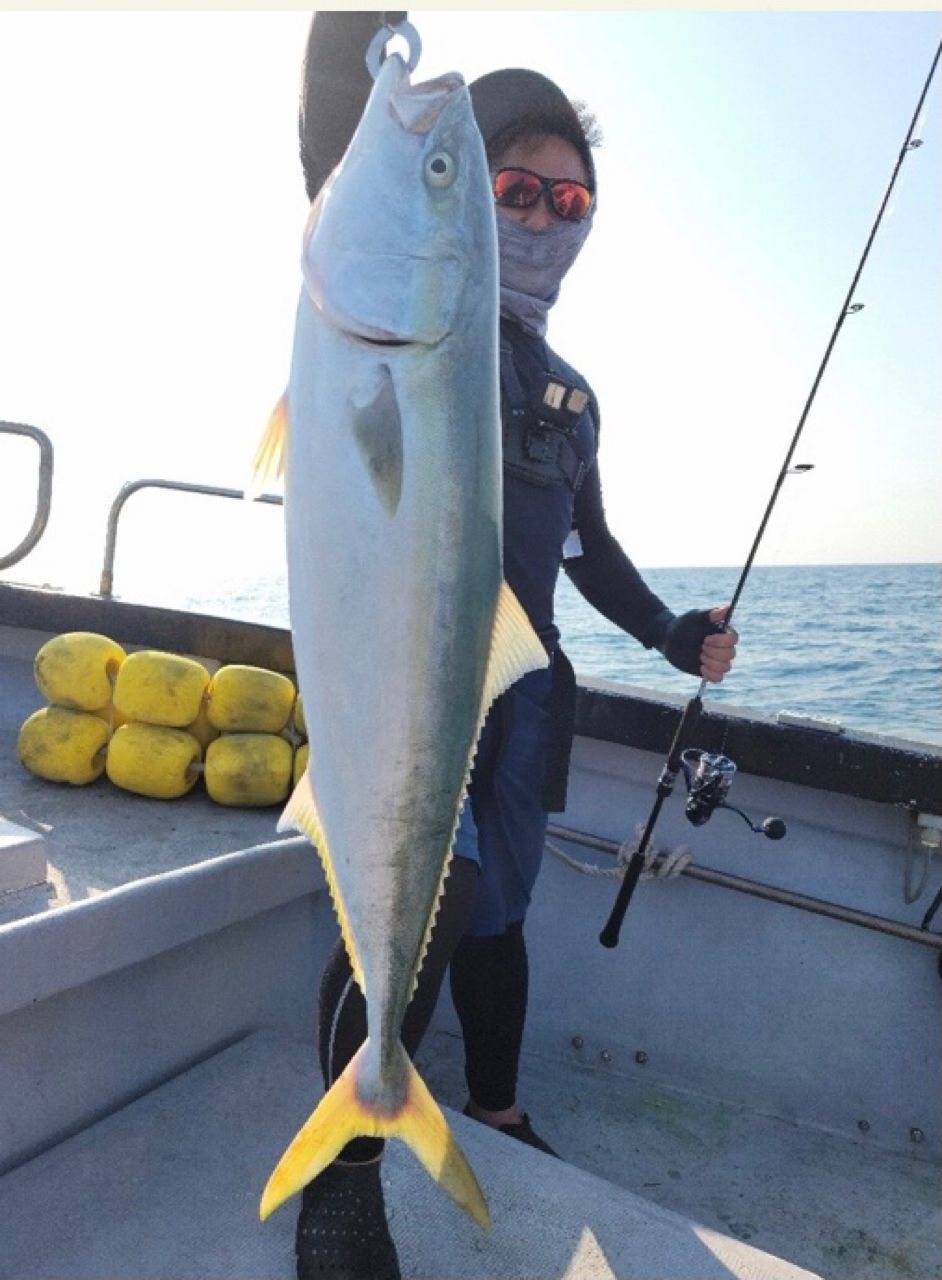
[1,1031,824,1280]
[418,1025,940,1280]
[2,1014,937,1280]
[1,623,940,1280]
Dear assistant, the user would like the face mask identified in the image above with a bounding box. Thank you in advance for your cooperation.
[497,212,594,337]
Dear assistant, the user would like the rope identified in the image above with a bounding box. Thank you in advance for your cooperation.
[545,824,691,882]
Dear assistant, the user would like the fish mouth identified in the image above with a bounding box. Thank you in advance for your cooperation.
[352,335,415,348]
[343,329,441,352]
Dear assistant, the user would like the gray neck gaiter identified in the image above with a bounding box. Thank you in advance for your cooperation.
[497,212,593,337]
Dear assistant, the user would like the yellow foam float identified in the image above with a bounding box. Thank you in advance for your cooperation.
[185,702,220,752]
[91,704,128,732]
[106,723,202,800]
[113,650,210,728]
[205,733,293,807]
[293,742,309,787]
[18,706,111,785]
[206,665,295,734]
[33,632,126,711]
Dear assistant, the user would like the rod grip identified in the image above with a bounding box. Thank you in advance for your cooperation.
[598,695,703,949]
[599,850,646,947]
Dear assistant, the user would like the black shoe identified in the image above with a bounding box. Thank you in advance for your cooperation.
[295,1160,402,1280]
[463,1102,559,1158]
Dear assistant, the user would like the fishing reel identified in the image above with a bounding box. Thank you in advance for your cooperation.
[680,749,786,840]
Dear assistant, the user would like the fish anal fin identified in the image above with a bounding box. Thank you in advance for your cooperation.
[482,581,549,713]
[260,1042,489,1230]
[279,771,364,992]
[247,392,288,500]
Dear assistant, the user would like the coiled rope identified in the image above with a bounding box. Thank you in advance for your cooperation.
[545,825,690,881]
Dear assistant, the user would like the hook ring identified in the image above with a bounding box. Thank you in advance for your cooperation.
[366,20,422,80]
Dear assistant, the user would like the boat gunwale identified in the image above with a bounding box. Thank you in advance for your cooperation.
[2,579,940,811]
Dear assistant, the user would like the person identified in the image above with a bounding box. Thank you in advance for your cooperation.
[292,15,739,1280]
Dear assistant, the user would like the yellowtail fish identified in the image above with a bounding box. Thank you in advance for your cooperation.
[252,47,547,1229]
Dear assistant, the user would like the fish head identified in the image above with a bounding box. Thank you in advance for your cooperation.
[301,53,496,349]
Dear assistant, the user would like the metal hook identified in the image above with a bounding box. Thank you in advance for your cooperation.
[365,19,422,81]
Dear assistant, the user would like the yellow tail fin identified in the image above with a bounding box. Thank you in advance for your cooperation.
[260,1041,489,1229]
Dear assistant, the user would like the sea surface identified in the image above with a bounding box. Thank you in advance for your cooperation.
[130,559,941,749]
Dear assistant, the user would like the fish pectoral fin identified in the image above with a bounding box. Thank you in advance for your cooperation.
[482,581,550,713]
[350,363,403,516]
[246,391,289,499]
[279,771,365,993]
[260,1041,489,1231]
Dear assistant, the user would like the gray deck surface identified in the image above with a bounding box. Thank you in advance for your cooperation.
[416,1029,941,1280]
[0,1032,821,1280]
[2,632,940,1280]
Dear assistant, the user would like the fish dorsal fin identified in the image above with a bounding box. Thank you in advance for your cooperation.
[279,771,364,992]
[247,392,289,500]
[482,580,549,713]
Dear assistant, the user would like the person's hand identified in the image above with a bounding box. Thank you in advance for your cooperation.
[300,12,409,201]
[700,605,737,684]
[660,605,738,681]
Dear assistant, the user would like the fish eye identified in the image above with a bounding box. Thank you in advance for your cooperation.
[425,151,457,189]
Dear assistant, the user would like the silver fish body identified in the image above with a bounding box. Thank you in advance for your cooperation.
[258,51,546,1227]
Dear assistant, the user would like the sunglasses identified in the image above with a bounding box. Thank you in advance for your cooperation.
[492,167,594,223]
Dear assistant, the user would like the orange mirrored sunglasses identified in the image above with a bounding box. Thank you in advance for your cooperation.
[492,167,594,222]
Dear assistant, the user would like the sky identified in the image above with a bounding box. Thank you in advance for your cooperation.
[0,9,940,602]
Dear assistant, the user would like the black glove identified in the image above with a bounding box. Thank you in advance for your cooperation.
[659,609,724,677]
[299,12,408,201]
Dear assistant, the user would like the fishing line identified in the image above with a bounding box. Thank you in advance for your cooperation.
[600,39,942,950]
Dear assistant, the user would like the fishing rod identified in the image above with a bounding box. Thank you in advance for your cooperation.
[600,39,942,950]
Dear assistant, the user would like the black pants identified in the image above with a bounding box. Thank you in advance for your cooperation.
[317,855,530,1163]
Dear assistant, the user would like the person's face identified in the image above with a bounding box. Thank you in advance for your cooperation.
[491,135,590,232]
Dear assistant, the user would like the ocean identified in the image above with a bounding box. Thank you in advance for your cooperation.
[131,554,940,749]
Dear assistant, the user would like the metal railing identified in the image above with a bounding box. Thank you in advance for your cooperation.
[98,479,283,598]
[546,823,942,951]
[0,423,54,571]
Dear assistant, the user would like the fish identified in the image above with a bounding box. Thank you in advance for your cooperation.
[251,50,548,1229]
